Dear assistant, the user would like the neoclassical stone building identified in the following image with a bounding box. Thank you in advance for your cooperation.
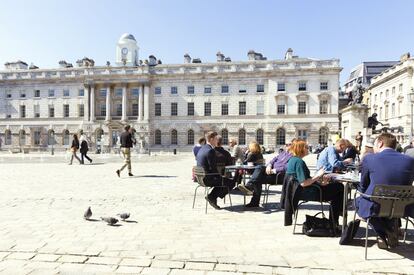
[0,34,341,152]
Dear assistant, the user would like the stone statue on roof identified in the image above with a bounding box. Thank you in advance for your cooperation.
[349,79,365,105]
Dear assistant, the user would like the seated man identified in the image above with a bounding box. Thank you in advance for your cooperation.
[316,138,353,172]
[196,131,236,210]
[238,142,293,207]
[215,135,234,166]
[356,133,414,249]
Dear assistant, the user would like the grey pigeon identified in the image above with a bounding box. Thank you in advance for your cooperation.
[84,206,92,220]
[101,216,118,225]
[117,213,130,221]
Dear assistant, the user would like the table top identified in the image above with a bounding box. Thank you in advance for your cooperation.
[329,173,360,183]
[225,164,261,170]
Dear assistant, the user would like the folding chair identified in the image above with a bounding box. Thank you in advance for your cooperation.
[262,172,284,205]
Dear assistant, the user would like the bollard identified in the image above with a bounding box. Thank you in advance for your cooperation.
[148,149,151,156]
[173,148,177,155]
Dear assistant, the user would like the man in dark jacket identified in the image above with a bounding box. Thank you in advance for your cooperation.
[80,134,92,164]
[116,125,135,177]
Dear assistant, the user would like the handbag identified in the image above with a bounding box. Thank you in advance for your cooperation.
[339,219,360,245]
[302,214,336,237]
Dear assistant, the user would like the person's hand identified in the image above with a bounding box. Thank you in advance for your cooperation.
[315,168,325,179]
[265,166,273,175]
[343,158,353,164]
[320,174,332,186]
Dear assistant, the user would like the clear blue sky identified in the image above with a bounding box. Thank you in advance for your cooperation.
[1,0,413,84]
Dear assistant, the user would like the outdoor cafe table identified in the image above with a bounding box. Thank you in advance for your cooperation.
[328,173,360,232]
[225,164,263,204]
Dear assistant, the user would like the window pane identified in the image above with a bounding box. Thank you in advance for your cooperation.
[187,86,194,94]
[277,83,285,92]
[221,103,228,115]
[276,128,285,145]
[187,102,194,116]
[155,103,161,116]
[171,103,178,116]
[204,102,211,116]
[257,84,264,93]
[187,130,194,145]
[221,85,229,93]
[239,101,246,115]
[238,129,246,145]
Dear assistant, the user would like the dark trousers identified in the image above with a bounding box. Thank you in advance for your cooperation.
[245,166,266,204]
[81,152,92,164]
[205,176,235,199]
[369,218,399,241]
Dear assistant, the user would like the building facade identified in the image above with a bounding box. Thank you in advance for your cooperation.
[0,34,341,152]
[365,53,414,143]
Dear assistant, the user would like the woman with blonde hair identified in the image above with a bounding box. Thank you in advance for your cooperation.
[243,141,265,165]
[285,139,344,225]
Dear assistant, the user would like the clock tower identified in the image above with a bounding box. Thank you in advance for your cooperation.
[116,33,139,67]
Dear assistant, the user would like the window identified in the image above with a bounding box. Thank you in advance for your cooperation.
[115,88,123,97]
[5,130,12,145]
[399,83,403,93]
[34,130,41,146]
[48,89,55,97]
[171,103,178,116]
[63,89,70,97]
[391,103,395,117]
[379,107,383,120]
[277,104,285,114]
[20,105,26,118]
[221,85,229,94]
[239,89,247,94]
[298,102,306,114]
[171,86,178,95]
[187,86,195,95]
[187,129,194,145]
[256,100,264,115]
[204,87,211,94]
[221,129,228,145]
[34,105,40,118]
[78,89,84,97]
[277,83,285,92]
[238,129,246,145]
[392,87,395,96]
[239,101,246,115]
[63,104,70,117]
[47,130,55,145]
[131,88,139,97]
[154,129,161,145]
[34,90,40,98]
[19,130,26,146]
[380,92,383,101]
[398,101,402,116]
[49,105,55,118]
[155,103,161,116]
[298,130,307,140]
[385,89,389,98]
[116,103,122,116]
[319,100,328,114]
[155,87,161,95]
[320,82,328,90]
[171,129,178,145]
[78,104,84,117]
[257,84,264,93]
[63,130,70,146]
[384,104,389,119]
[374,94,377,102]
[132,103,139,116]
[100,104,106,116]
[99,89,106,97]
[204,102,211,116]
[319,128,329,145]
[187,102,194,116]
[256,129,264,145]
[20,91,26,98]
[276,128,285,146]
[298,82,307,91]
[221,103,229,115]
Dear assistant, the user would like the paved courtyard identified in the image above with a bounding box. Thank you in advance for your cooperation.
[0,152,413,275]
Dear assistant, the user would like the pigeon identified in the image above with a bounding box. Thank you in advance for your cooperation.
[117,213,130,221]
[101,216,118,225]
[84,206,92,220]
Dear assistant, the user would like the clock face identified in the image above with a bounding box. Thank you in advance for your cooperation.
[121,47,128,55]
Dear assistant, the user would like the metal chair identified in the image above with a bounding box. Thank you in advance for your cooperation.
[192,166,232,213]
[352,185,414,260]
[262,172,284,206]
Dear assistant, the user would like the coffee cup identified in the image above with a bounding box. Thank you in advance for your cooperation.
[247,162,254,166]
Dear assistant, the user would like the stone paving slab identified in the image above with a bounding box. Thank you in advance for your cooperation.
[0,154,413,274]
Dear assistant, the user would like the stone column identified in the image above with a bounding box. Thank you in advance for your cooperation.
[85,85,90,121]
[121,85,127,121]
[139,85,144,121]
[90,86,95,122]
[143,85,149,121]
[105,86,111,122]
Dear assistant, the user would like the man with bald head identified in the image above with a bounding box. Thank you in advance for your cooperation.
[317,138,353,172]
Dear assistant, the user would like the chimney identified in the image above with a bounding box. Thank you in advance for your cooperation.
[248,50,256,61]
[148,55,157,66]
[285,48,293,60]
[184,53,191,64]
[4,60,28,70]
[216,51,225,62]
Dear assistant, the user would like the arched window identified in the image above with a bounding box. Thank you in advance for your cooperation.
[238,129,246,145]
[47,130,55,145]
[171,129,178,145]
[19,130,26,146]
[187,129,194,145]
[5,130,12,145]
[319,127,329,145]
[154,129,161,145]
[221,129,228,145]
[63,130,70,146]
[256,129,264,145]
[276,128,286,146]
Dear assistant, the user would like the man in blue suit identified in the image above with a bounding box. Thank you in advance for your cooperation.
[196,131,236,209]
[356,133,414,248]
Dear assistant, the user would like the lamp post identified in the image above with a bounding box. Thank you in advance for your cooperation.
[51,131,55,155]
[409,89,414,138]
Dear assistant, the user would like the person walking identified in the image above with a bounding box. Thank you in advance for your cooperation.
[69,134,81,165]
[80,134,92,164]
[116,125,135,177]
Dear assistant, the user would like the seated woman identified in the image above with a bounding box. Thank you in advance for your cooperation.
[286,139,344,225]
[243,141,265,165]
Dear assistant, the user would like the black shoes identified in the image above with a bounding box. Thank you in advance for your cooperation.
[116,170,120,177]
[205,195,221,210]
[128,173,134,177]
[245,202,260,208]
